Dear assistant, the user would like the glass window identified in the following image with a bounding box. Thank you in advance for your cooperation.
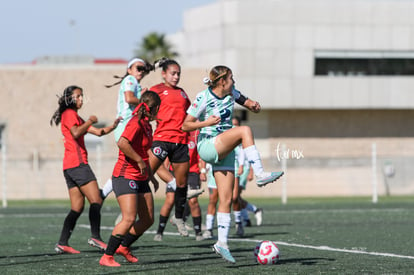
[315,58,414,76]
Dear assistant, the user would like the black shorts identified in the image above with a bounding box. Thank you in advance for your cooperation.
[151,141,189,163]
[63,163,96,189]
[112,176,151,197]
[166,172,200,193]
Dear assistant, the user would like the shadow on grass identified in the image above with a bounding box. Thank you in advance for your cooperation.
[0,253,85,267]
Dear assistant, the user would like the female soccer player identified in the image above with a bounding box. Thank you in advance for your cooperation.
[99,91,161,267]
[148,58,202,236]
[182,65,284,263]
[50,85,120,254]
[101,57,154,198]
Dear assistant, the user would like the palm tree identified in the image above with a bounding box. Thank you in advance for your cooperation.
[134,32,178,63]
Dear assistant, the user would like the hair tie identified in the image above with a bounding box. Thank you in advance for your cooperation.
[203,77,211,85]
[132,102,150,115]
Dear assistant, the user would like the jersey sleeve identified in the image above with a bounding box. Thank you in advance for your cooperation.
[62,109,81,130]
[187,92,207,119]
[122,75,138,93]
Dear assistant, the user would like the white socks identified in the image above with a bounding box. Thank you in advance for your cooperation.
[243,145,264,176]
[217,212,231,246]
[233,211,242,223]
[102,178,113,197]
[205,214,215,231]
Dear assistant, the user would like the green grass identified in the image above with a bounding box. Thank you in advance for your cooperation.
[1,197,414,274]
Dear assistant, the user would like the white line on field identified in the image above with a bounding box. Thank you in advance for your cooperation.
[77,224,414,260]
[233,238,414,260]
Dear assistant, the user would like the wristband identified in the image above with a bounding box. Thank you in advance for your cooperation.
[200,168,207,174]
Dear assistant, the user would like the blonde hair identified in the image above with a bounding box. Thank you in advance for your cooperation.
[204,65,231,88]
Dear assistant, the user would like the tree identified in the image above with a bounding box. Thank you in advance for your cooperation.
[134,32,178,63]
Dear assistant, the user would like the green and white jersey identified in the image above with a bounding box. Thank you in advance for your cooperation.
[187,87,242,138]
[114,75,142,142]
[117,75,142,121]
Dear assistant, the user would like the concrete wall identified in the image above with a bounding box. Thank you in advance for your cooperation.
[1,65,414,200]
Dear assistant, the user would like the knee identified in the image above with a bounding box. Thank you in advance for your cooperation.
[240,125,251,134]
[72,207,84,214]
[122,215,137,227]
[188,198,197,207]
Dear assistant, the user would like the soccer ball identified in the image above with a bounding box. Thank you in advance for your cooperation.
[254,241,280,265]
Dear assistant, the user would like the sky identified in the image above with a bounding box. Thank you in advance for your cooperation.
[0,0,215,64]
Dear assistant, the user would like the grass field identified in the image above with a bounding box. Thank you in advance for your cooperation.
[1,196,414,274]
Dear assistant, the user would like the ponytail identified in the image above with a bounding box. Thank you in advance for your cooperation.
[154,57,180,72]
[203,65,231,88]
[132,91,161,127]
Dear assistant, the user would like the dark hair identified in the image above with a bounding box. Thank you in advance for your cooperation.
[204,65,232,88]
[50,85,82,126]
[135,91,161,125]
[154,57,180,72]
[105,58,154,88]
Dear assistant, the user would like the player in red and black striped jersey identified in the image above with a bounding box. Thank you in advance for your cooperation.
[50,85,120,254]
[100,91,161,267]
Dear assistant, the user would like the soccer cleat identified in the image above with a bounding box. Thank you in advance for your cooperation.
[256,171,284,187]
[255,208,263,226]
[202,230,213,239]
[55,244,80,254]
[235,223,244,237]
[213,242,236,264]
[116,245,138,263]
[185,222,193,231]
[195,232,204,241]
[153,233,163,242]
[174,217,189,237]
[88,238,107,251]
[187,188,205,199]
[99,254,121,267]
[244,219,252,227]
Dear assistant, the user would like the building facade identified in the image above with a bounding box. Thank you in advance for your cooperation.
[169,0,414,197]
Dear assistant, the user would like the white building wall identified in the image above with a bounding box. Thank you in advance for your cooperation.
[175,0,414,110]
